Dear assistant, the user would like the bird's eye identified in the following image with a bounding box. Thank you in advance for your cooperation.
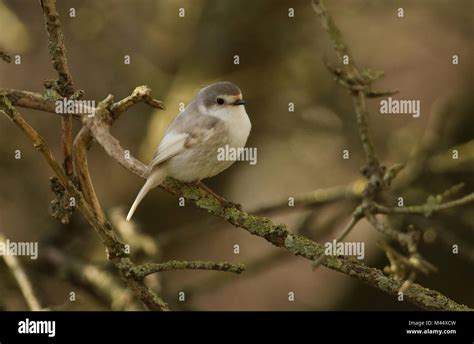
[216,98,225,105]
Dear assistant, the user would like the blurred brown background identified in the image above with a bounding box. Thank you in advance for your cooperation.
[0,0,473,310]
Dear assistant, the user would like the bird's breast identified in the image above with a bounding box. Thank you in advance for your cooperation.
[222,106,251,148]
[165,107,251,182]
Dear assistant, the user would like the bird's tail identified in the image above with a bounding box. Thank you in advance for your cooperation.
[126,168,166,221]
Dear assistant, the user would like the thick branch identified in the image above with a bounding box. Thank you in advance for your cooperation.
[0,89,58,115]
[85,126,470,309]
[68,81,470,311]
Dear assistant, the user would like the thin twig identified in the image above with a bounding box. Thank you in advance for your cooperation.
[40,0,75,178]
[312,208,364,268]
[131,260,246,280]
[364,212,413,247]
[40,0,74,97]
[109,85,165,118]
[181,251,285,302]
[374,192,474,216]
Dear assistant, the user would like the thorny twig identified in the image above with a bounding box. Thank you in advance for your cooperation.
[311,0,474,295]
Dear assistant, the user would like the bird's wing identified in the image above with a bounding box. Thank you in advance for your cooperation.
[148,132,188,169]
[148,112,221,169]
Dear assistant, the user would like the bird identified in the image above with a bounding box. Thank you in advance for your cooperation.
[126,81,251,221]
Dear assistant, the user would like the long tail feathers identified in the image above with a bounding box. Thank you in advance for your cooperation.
[126,169,166,221]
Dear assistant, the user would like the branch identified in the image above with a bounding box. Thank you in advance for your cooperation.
[182,206,353,300]
[365,212,414,247]
[312,207,364,268]
[181,251,286,301]
[131,261,245,280]
[63,75,469,310]
[40,0,75,178]
[0,233,43,311]
[73,126,107,223]
[0,98,169,311]
[313,0,384,184]
[84,124,470,309]
[72,86,163,224]
[109,85,165,117]
[40,0,74,97]
[84,94,149,178]
[0,89,60,115]
[374,191,474,217]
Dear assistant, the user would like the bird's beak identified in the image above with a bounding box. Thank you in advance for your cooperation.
[232,99,246,106]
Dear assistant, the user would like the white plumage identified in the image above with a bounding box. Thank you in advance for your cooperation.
[126,81,251,221]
